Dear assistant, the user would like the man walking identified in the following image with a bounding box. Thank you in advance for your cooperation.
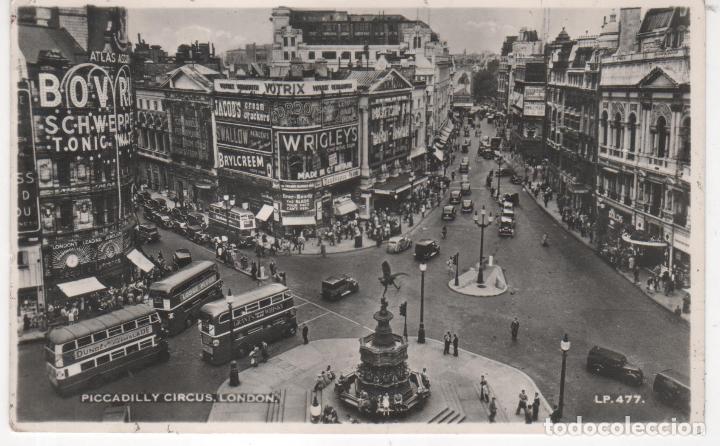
[443,332,451,355]
[532,392,541,421]
[452,334,459,357]
[510,317,520,341]
[302,324,309,344]
[479,375,489,402]
[633,264,640,284]
[488,397,497,423]
[516,389,528,415]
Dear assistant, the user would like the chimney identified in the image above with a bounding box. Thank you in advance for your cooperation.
[617,8,641,54]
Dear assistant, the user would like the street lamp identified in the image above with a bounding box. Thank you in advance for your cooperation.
[417,263,427,343]
[227,289,235,358]
[558,333,571,419]
[496,158,503,200]
[223,194,235,236]
[473,206,492,285]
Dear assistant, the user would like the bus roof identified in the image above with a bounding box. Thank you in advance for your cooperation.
[47,304,156,345]
[200,283,289,317]
[149,261,216,294]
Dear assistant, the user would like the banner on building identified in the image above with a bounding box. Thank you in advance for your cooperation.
[271,100,322,127]
[17,87,40,237]
[523,101,546,117]
[322,97,358,126]
[281,192,314,212]
[218,147,273,178]
[524,86,546,102]
[215,123,272,152]
[46,231,130,276]
[214,97,271,125]
[214,79,357,96]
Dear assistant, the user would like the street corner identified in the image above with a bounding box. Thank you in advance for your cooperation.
[448,265,508,297]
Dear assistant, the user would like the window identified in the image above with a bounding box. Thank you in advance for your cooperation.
[290,37,296,46]
[614,113,623,148]
[247,326,263,335]
[283,37,288,47]
[93,331,107,342]
[679,117,690,162]
[321,51,337,60]
[271,295,284,304]
[96,355,110,366]
[656,116,667,158]
[137,317,150,327]
[260,298,271,308]
[17,251,29,269]
[140,339,153,349]
[283,51,289,60]
[125,344,139,355]
[77,336,92,348]
[291,51,296,59]
[80,360,95,371]
[601,111,608,145]
[341,51,351,60]
[108,326,122,337]
[122,321,136,332]
[355,51,364,60]
[245,302,259,312]
[62,342,77,353]
[219,312,230,324]
[308,51,315,60]
[628,113,637,152]
[111,350,125,360]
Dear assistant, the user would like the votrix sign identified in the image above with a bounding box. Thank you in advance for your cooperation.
[214,79,357,97]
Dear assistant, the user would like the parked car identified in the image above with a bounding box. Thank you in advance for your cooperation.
[414,239,440,261]
[449,190,462,204]
[173,248,192,269]
[479,148,495,160]
[653,369,690,412]
[498,216,515,237]
[497,166,515,177]
[459,158,470,174]
[321,275,359,301]
[186,224,206,243]
[461,199,474,213]
[135,223,160,243]
[461,182,471,196]
[442,205,457,221]
[157,214,172,229]
[387,235,412,254]
[170,207,187,221]
[586,346,644,386]
[186,212,206,228]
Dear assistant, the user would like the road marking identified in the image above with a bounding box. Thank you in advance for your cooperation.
[293,294,374,332]
[298,311,330,325]
[294,302,310,309]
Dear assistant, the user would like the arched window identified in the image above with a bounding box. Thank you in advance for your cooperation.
[628,113,637,152]
[601,111,608,146]
[614,113,623,148]
[656,116,667,158]
[679,117,690,162]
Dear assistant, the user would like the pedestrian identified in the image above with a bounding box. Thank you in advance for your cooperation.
[302,323,309,344]
[550,405,561,423]
[488,397,497,423]
[479,375,489,402]
[261,341,269,363]
[510,317,520,341]
[633,264,640,284]
[249,346,259,367]
[320,239,327,258]
[443,332,451,355]
[524,404,533,424]
[452,334,459,357]
[532,392,540,421]
[269,260,276,277]
[516,389,528,415]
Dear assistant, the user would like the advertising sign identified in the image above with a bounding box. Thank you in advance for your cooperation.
[215,123,272,152]
[276,126,358,154]
[214,79,357,96]
[218,148,273,178]
[71,325,153,361]
[282,193,314,212]
[213,97,271,125]
[524,86,546,102]
[271,100,322,127]
[523,101,546,117]
[510,91,524,109]
[232,299,294,328]
[322,97,358,126]
[17,86,40,237]
[46,231,130,276]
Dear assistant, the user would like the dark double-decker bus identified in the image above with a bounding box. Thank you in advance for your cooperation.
[198,284,298,365]
[149,261,223,335]
[45,305,168,396]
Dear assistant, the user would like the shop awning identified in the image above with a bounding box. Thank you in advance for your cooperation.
[568,184,591,194]
[126,249,155,273]
[57,277,107,299]
[373,173,420,196]
[621,233,668,248]
[282,215,316,226]
[334,200,358,216]
[255,204,274,222]
[602,166,619,174]
[409,145,426,159]
[434,150,445,162]
[194,182,214,190]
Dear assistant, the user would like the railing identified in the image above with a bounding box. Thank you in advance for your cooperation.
[623,196,633,206]
[608,191,618,200]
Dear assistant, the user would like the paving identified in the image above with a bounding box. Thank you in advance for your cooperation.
[208,338,551,424]
[448,265,508,297]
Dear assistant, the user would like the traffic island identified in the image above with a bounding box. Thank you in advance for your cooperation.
[207,336,550,426]
[448,265,508,297]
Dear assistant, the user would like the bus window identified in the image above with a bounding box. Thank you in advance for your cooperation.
[123,321,137,332]
[246,302,259,312]
[80,360,95,371]
[137,317,150,327]
[77,336,92,348]
[247,326,263,335]
[260,298,271,308]
[108,326,123,337]
[111,350,125,361]
[218,312,230,324]
[93,331,107,342]
[126,344,139,355]
[62,341,76,353]
[232,308,244,318]
[140,339,153,349]
[96,355,110,366]
[150,314,160,324]
[271,295,284,304]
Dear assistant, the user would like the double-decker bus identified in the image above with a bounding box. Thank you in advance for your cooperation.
[198,283,298,365]
[45,304,168,396]
[149,261,223,335]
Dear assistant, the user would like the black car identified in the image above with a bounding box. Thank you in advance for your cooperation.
[321,275,359,301]
[414,239,440,261]
[173,248,192,269]
[459,158,470,174]
[461,182,471,196]
[479,148,495,160]
[461,199,474,213]
[136,223,160,243]
[442,205,457,221]
[586,346,644,386]
[653,369,690,412]
[449,190,462,204]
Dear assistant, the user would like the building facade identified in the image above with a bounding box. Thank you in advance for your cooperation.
[596,7,691,286]
[17,6,137,306]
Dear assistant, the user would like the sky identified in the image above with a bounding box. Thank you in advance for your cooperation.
[127,7,614,56]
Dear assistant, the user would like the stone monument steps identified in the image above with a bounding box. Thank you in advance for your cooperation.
[444,383,467,423]
[425,382,466,423]
[265,388,286,423]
